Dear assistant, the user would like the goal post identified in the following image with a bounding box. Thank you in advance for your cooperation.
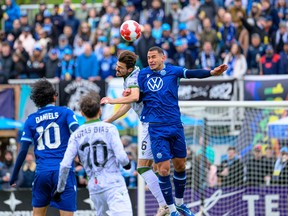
[138,101,288,216]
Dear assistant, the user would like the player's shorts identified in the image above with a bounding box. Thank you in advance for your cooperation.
[32,169,77,211]
[138,122,154,160]
[90,185,133,216]
[148,122,187,163]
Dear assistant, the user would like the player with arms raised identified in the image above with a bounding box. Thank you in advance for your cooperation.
[10,79,79,216]
[54,91,133,216]
[101,50,169,216]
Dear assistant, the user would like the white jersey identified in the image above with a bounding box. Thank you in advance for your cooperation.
[124,66,143,117]
[58,120,129,194]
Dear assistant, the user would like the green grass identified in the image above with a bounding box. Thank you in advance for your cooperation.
[16,0,101,4]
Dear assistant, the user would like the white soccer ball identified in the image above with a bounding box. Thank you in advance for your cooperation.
[120,20,142,42]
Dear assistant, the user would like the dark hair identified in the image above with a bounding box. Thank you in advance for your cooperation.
[227,146,236,151]
[80,91,101,118]
[148,46,164,55]
[30,79,57,107]
[118,50,138,69]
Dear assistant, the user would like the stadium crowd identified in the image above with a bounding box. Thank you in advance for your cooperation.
[0,0,288,84]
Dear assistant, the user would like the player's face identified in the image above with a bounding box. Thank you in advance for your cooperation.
[147,50,165,71]
[115,61,129,77]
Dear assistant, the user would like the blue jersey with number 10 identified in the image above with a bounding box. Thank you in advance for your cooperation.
[21,105,78,171]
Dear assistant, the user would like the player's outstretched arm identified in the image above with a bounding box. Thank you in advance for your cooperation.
[210,64,228,76]
[104,104,131,123]
[10,141,31,186]
[100,88,140,105]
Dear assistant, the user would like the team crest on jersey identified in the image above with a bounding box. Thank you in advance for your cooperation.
[157,153,162,159]
[160,70,166,76]
[147,74,151,78]
[147,77,163,92]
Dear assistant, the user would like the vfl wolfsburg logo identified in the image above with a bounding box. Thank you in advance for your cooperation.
[147,77,163,92]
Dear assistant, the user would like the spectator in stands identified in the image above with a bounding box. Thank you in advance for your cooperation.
[0,150,21,190]
[156,23,176,63]
[19,152,36,188]
[197,0,218,23]
[3,0,20,34]
[135,24,156,67]
[87,8,100,34]
[51,4,65,40]
[34,1,47,24]
[63,25,74,47]
[75,0,89,22]
[64,8,80,37]
[99,4,115,33]
[60,48,75,80]
[13,40,29,72]
[45,48,61,78]
[173,39,195,68]
[17,26,36,56]
[73,22,91,48]
[217,146,244,187]
[276,0,288,22]
[272,146,288,185]
[19,11,31,32]
[227,0,246,39]
[11,52,26,79]
[109,15,122,41]
[199,18,219,51]
[271,21,288,54]
[279,41,288,74]
[197,41,218,70]
[260,44,280,75]
[99,46,117,80]
[147,0,165,27]
[37,29,51,54]
[246,144,266,186]
[247,33,265,75]
[177,22,199,61]
[26,44,45,78]
[0,42,13,79]
[123,1,140,23]
[121,135,133,151]
[260,0,280,33]
[213,7,225,31]
[219,12,237,60]
[94,35,107,61]
[152,18,163,41]
[10,19,22,43]
[179,0,201,33]
[76,43,100,81]
[263,146,276,185]
[56,34,72,60]
[164,0,181,35]
[223,42,247,79]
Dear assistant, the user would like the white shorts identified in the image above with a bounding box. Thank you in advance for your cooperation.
[138,122,154,160]
[90,185,132,216]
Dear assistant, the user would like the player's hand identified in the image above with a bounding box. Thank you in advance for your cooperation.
[53,191,63,202]
[210,64,228,76]
[100,97,111,105]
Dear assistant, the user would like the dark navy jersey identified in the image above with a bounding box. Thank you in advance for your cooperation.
[21,105,78,171]
[138,64,210,123]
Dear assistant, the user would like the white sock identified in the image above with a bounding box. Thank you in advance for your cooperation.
[168,204,177,213]
[141,169,167,206]
[175,198,184,206]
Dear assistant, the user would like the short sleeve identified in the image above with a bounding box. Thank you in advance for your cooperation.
[20,117,33,142]
[65,108,79,131]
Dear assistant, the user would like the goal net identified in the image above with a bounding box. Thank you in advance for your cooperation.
[138,101,288,216]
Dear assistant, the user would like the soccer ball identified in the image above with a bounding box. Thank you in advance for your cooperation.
[120,20,142,42]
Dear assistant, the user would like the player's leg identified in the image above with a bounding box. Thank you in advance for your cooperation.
[33,207,48,216]
[106,185,133,216]
[59,210,74,216]
[138,122,168,215]
[148,124,179,215]
[90,193,109,216]
[171,123,194,216]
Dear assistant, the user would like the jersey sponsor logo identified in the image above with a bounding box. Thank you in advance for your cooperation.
[147,77,163,92]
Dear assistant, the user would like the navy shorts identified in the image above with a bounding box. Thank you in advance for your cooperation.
[32,170,77,211]
[148,123,187,163]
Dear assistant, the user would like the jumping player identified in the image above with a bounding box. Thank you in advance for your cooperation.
[10,79,79,216]
[54,91,133,216]
[101,50,169,216]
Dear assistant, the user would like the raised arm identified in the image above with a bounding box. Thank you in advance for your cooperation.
[100,87,140,105]
[104,104,132,123]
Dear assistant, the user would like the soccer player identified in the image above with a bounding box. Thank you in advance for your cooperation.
[10,79,79,216]
[101,50,169,216]
[103,46,227,216]
[54,91,133,216]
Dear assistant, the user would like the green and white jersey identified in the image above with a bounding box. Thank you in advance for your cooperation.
[58,120,129,194]
[124,66,143,117]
